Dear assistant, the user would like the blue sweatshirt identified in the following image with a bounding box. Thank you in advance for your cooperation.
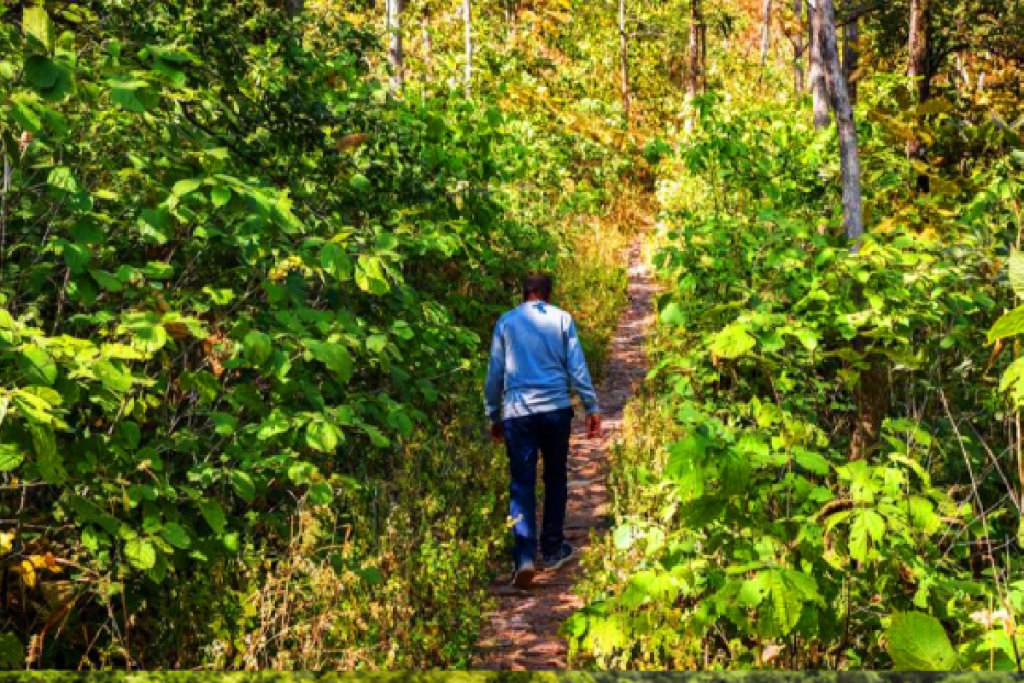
[484,300,600,424]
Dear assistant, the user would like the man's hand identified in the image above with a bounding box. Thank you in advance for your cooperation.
[586,413,602,439]
[490,422,505,444]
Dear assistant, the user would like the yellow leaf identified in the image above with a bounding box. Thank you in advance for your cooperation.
[0,531,14,556]
[18,559,37,587]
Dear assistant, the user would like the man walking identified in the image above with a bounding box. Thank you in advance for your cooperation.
[485,273,601,588]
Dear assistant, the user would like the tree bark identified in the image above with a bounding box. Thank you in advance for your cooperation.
[761,0,772,67]
[463,0,473,95]
[908,0,930,192]
[816,0,864,242]
[843,9,859,103]
[685,0,701,133]
[387,0,404,94]
[421,8,433,81]
[620,0,631,120]
[700,21,707,91]
[850,339,889,461]
[809,1,831,129]
[794,0,805,93]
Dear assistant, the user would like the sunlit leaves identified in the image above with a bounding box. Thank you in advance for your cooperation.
[242,331,272,366]
[125,537,157,570]
[710,322,756,359]
[303,340,353,382]
[987,305,1024,344]
[23,7,55,53]
[108,77,158,112]
[886,612,958,670]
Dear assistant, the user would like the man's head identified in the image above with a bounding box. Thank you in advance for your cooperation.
[522,273,553,302]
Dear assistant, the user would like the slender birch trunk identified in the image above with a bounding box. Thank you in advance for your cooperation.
[908,0,930,192]
[761,0,772,67]
[685,0,700,133]
[794,0,805,93]
[463,0,473,95]
[843,9,859,103]
[387,0,404,94]
[809,0,831,129]
[421,8,433,81]
[620,0,631,119]
[815,0,863,242]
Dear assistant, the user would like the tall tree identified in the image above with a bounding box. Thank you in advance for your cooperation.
[843,5,859,103]
[700,20,707,91]
[808,0,830,129]
[463,0,473,95]
[761,0,773,67]
[387,0,404,94]
[815,0,863,242]
[907,0,930,192]
[421,5,433,81]
[685,0,701,133]
[793,0,805,93]
[620,0,631,119]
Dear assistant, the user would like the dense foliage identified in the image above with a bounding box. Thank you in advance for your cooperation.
[0,0,634,669]
[2,0,1022,672]
[566,72,1024,671]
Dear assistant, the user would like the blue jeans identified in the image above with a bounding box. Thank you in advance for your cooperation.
[503,408,573,568]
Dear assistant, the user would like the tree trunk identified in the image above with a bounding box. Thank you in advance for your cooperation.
[685,0,701,133]
[816,0,863,242]
[843,9,859,103]
[285,0,303,16]
[809,1,830,129]
[387,0,404,94]
[421,8,433,81]
[620,0,631,120]
[908,0,930,192]
[850,339,889,461]
[700,21,707,90]
[794,0,805,93]
[463,0,473,95]
[761,0,772,67]
[816,0,876,459]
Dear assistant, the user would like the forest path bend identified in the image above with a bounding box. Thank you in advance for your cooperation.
[475,230,658,670]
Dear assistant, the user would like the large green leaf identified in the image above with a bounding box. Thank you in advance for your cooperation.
[24,55,60,89]
[198,499,226,535]
[0,444,24,472]
[355,255,390,295]
[93,360,134,393]
[306,419,340,453]
[243,331,272,365]
[23,7,55,52]
[304,340,353,382]
[230,470,255,504]
[17,346,56,386]
[109,77,158,112]
[1009,250,1024,299]
[162,523,191,550]
[886,612,958,670]
[710,323,756,359]
[125,537,157,571]
[988,304,1024,344]
[849,509,885,562]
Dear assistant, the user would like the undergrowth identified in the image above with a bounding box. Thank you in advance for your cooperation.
[568,83,1024,670]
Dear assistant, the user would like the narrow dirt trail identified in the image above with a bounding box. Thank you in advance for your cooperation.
[475,233,658,670]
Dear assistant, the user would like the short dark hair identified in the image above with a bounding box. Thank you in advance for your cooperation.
[522,273,553,301]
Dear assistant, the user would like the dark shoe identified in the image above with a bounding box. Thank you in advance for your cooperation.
[512,559,536,588]
[542,542,574,571]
